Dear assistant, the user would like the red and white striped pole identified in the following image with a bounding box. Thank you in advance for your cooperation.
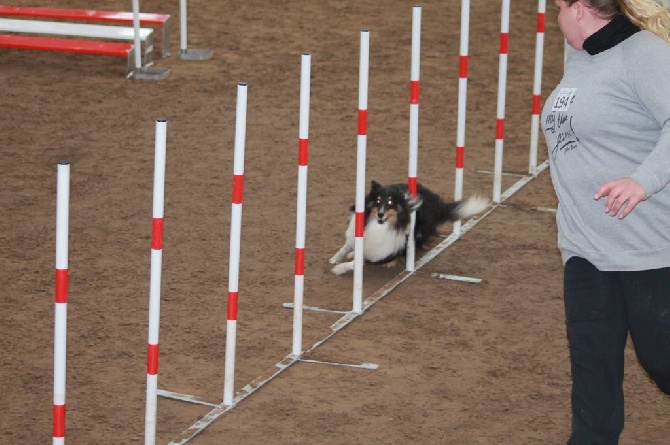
[406,4,421,272]
[131,0,143,71]
[53,160,70,445]
[353,29,370,314]
[453,0,470,235]
[492,0,511,203]
[529,0,546,175]
[144,118,167,445]
[292,52,311,358]
[224,82,248,406]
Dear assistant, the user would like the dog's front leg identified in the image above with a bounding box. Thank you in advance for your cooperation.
[329,244,353,265]
[331,260,355,275]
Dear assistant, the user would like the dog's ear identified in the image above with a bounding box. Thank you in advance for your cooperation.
[370,180,381,192]
[406,192,423,212]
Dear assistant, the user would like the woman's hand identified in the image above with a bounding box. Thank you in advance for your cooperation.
[593,177,646,219]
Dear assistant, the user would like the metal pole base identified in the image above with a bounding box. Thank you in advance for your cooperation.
[132,66,171,81]
[180,48,214,61]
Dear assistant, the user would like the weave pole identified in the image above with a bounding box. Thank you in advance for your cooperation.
[179,0,213,60]
[131,0,169,80]
[529,0,546,175]
[131,0,142,72]
[53,160,70,445]
[223,82,248,406]
[492,0,511,203]
[292,52,311,357]
[353,29,370,314]
[406,4,421,272]
[144,119,168,445]
[453,0,470,235]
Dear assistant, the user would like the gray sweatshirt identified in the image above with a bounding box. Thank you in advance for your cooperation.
[542,30,670,271]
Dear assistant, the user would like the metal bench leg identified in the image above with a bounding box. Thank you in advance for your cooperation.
[126,47,136,77]
[144,35,155,67]
[161,17,171,58]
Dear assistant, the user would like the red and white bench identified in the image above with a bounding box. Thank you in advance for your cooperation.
[0,5,171,57]
[0,33,136,75]
[0,18,154,65]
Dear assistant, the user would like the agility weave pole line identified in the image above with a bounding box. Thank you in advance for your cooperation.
[53,160,70,445]
[352,29,370,314]
[145,119,168,445]
[163,159,549,445]
[292,52,311,358]
[223,82,249,407]
[405,4,421,272]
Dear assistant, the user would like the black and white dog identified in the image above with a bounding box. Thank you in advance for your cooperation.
[329,180,488,275]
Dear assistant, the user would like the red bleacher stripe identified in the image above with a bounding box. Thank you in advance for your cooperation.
[0,34,132,57]
[0,6,169,25]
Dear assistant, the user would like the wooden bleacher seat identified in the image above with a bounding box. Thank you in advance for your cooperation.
[0,18,153,65]
[0,5,170,57]
[0,34,136,76]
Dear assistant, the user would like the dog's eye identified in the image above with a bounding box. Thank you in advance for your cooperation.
[387,199,393,207]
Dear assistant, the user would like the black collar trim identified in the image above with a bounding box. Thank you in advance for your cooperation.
[583,14,641,55]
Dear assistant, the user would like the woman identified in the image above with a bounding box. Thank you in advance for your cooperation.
[542,0,670,443]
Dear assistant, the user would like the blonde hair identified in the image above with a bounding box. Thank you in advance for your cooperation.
[621,0,670,42]
[565,0,670,43]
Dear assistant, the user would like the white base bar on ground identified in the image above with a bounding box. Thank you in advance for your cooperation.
[430,272,482,284]
[472,168,526,177]
[157,389,218,408]
[283,302,349,314]
[298,358,379,370]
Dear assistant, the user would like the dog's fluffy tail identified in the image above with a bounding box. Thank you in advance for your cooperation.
[453,195,488,220]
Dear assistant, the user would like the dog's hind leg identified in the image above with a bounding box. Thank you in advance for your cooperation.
[331,260,355,275]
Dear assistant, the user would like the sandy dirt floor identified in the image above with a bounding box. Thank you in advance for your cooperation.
[1,0,668,444]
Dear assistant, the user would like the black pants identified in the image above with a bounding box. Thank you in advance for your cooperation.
[563,257,670,445]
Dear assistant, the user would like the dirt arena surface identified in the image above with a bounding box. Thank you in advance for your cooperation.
[1,1,669,444]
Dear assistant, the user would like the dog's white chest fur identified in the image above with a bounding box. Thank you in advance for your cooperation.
[329,216,407,275]
[355,218,406,262]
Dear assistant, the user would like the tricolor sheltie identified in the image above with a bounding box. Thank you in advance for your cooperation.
[329,180,488,275]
